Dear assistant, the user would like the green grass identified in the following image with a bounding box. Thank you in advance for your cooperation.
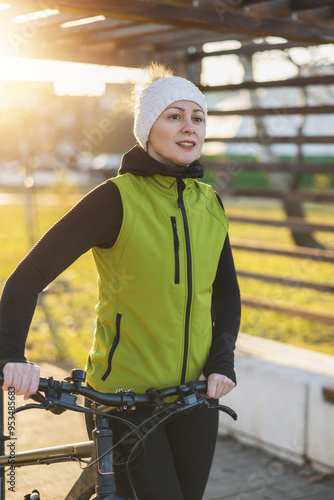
[202,155,334,190]
[0,186,333,369]
[0,191,97,369]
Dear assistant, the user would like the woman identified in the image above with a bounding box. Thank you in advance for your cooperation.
[0,64,240,499]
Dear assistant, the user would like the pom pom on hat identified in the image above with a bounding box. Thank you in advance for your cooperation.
[134,76,207,150]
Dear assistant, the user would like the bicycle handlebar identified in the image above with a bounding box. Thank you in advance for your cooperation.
[0,369,207,404]
[0,369,237,420]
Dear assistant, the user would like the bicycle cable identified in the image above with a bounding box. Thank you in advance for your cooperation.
[80,403,177,471]
[78,412,144,471]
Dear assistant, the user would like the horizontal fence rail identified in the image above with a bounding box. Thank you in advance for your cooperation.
[241,296,334,325]
[220,188,334,203]
[205,136,334,144]
[230,238,334,263]
[228,215,334,233]
[205,161,334,174]
[237,270,334,293]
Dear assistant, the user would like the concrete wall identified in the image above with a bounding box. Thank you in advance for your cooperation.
[219,334,334,472]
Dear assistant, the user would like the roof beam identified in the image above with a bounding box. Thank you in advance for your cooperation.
[118,30,225,52]
[207,105,334,116]
[195,41,317,59]
[5,43,152,67]
[242,0,334,12]
[242,0,282,4]
[42,22,174,44]
[200,74,334,91]
[290,0,334,10]
[7,1,334,44]
[242,0,333,19]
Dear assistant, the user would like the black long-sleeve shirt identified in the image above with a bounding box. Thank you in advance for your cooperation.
[0,148,241,382]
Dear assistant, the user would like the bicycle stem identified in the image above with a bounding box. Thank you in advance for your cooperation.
[92,414,124,500]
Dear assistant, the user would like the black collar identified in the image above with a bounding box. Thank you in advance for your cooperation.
[118,145,204,180]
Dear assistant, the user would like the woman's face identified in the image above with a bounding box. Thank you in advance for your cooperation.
[147,100,206,167]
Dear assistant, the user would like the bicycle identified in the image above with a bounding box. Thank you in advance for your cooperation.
[0,369,237,499]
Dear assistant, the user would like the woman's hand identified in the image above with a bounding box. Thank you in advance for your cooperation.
[2,362,40,400]
[199,372,235,399]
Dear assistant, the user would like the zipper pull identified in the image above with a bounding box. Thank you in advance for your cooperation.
[177,179,185,208]
[171,218,179,251]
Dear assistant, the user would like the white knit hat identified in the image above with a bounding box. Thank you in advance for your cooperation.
[134,76,207,150]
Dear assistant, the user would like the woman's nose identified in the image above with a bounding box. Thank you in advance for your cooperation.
[181,118,195,133]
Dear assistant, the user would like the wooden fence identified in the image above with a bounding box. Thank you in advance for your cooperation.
[201,64,334,326]
[216,193,334,325]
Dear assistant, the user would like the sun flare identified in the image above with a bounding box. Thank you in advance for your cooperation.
[0,54,145,96]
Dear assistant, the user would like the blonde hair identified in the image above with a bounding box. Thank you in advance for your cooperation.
[142,61,174,84]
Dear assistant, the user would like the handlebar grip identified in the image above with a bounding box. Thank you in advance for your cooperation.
[191,381,207,393]
[0,372,50,392]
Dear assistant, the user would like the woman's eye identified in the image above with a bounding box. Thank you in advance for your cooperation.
[193,116,203,123]
[170,114,180,120]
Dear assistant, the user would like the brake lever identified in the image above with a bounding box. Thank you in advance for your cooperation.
[14,396,67,415]
[12,392,48,413]
[208,403,238,421]
[14,402,49,414]
[183,394,238,421]
[173,388,237,421]
[14,388,80,415]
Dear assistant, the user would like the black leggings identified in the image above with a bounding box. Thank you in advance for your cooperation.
[85,402,219,500]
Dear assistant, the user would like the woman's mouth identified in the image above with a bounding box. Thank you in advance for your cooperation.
[177,141,196,149]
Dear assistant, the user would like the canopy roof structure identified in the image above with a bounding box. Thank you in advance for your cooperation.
[1,0,334,69]
[1,1,334,295]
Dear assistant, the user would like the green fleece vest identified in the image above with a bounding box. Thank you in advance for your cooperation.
[86,172,229,393]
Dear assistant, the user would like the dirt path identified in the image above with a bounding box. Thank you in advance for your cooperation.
[3,364,89,500]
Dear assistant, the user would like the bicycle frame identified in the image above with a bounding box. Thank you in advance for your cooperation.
[0,440,92,468]
[0,409,123,499]
[0,411,125,499]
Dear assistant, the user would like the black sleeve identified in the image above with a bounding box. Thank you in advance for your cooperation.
[0,181,122,369]
[202,198,241,384]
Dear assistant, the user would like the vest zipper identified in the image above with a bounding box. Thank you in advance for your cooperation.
[177,180,192,384]
[170,216,180,284]
[101,313,122,381]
